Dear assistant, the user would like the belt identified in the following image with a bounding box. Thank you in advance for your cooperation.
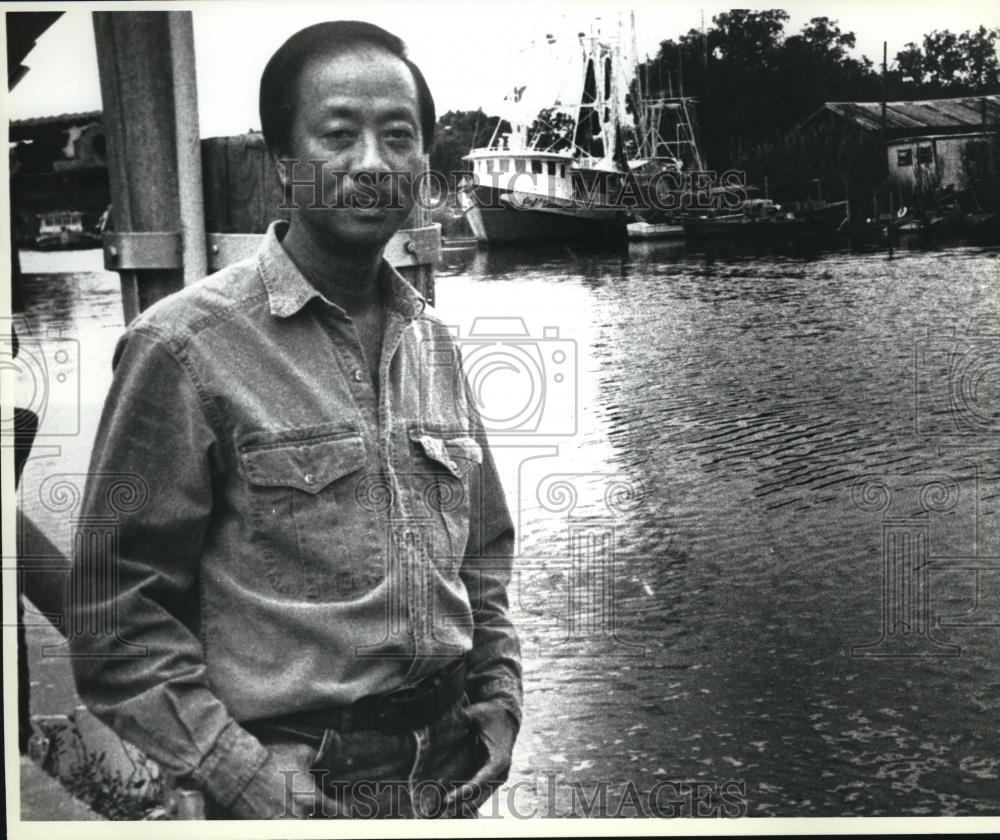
[245,658,468,741]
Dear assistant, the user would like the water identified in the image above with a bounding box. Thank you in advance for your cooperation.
[14,238,1000,817]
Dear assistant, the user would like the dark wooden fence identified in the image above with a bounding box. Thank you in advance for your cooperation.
[201,134,436,304]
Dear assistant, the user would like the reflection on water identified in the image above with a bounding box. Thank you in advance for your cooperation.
[438,238,1000,817]
[15,238,1000,816]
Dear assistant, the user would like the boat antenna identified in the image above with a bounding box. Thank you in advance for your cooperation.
[701,9,707,71]
[469,109,482,155]
[487,116,503,149]
[677,43,683,97]
[631,10,641,104]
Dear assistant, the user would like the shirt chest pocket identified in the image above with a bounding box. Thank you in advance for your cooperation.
[239,431,383,601]
[405,428,483,577]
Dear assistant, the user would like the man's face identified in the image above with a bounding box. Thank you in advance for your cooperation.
[281,45,424,249]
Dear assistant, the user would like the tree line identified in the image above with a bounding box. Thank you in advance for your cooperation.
[429,12,999,188]
[648,11,998,170]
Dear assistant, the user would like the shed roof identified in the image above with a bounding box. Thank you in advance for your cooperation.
[10,111,102,136]
[807,95,1000,132]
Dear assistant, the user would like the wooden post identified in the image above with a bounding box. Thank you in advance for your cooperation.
[167,13,208,287]
[93,12,198,323]
[887,189,894,259]
[403,153,436,306]
[880,42,888,155]
[94,11,439,320]
[199,135,439,302]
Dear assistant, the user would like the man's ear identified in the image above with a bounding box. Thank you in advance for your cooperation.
[271,152,291,189]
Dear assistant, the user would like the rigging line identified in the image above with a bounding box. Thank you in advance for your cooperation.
[469,109,482,155]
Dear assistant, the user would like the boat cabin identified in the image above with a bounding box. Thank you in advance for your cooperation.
[38,210,85,235]
[464,148,576,202]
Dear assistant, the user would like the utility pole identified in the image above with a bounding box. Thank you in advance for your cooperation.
[701,9,707,70]
[880,41,888,154]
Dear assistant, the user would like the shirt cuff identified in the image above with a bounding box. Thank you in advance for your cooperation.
[468,676,523,729]
[188,720,270,808]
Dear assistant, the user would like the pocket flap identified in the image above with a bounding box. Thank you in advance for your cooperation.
[240,434,365,494]
[409,429,483,479]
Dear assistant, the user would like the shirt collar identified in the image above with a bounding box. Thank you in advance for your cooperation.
[256,220,427,321]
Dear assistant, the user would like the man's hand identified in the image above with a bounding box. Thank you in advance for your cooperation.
[444,700,518,816]
[229,742,341,819]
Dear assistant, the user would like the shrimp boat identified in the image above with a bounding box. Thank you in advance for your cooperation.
[626,53,715,238]
[34,210,101,250]
[460,24,637,245]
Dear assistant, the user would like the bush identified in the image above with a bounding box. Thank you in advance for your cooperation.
[31,715,165,820]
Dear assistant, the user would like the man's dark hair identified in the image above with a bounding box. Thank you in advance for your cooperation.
[259,20,435,155]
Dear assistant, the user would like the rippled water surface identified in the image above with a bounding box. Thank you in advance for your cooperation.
[16,238,1000,817]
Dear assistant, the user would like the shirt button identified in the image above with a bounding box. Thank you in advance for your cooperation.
[353,369,364,382]
[303,473,315,485]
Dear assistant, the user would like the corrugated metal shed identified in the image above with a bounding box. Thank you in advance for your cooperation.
[806,95,999,133]
[10,110,103,137]
[10,111,102,129]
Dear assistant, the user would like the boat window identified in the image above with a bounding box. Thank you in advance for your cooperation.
[531,160,542,174]
[547,162,555,175]
[487,159,496,174]
[916,145,933,164]
[559,164,565,177]
[896,149,913,167]
[515,159,526,173]
[499,159,509,173]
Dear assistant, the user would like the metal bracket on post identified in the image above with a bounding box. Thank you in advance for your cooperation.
[383,223,442,267]
[206,233,264,270]
[104,225,442,276]
[103,232,182,272]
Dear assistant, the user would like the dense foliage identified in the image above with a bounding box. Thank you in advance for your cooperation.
[644,12,999,169]
[430,13,999,200]
[429,109,507,181]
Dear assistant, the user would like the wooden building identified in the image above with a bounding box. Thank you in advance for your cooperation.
[802,94,1000,192]
[9,111,111,241]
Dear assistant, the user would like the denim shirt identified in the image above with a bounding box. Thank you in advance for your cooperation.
[67,221,521,808]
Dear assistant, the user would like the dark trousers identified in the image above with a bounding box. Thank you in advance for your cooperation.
[213,696,484,819]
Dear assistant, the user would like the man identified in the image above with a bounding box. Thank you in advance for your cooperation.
[68,21,521,819]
